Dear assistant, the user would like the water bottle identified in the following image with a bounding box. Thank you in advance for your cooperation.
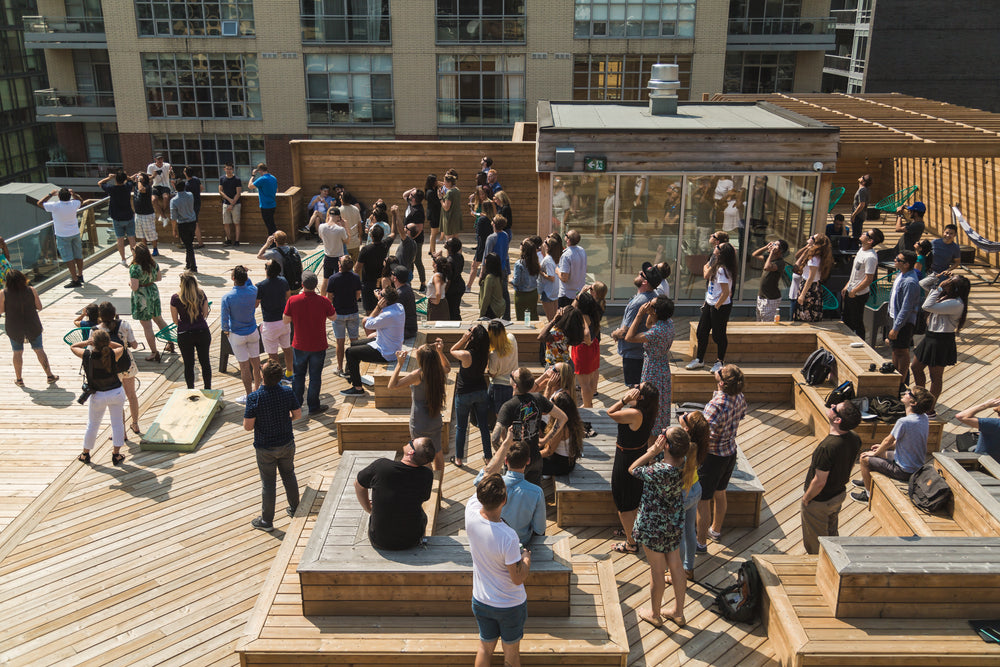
[774,313,780,323]
[524,310,531,327]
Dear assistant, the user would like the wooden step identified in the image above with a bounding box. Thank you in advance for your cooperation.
[673,363,799,403]
[868,473,966,537]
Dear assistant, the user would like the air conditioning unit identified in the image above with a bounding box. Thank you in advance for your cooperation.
[221,20,238,36]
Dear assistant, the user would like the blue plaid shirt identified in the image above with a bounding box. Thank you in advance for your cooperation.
[244,383,300,449]
[704,390,747,457]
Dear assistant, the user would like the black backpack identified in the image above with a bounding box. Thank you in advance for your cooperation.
[107,320,132,374]
[82,349,122,392]
[801,347,836,386]
[702,560,762,624]
[870,395,906,423]
[908,463,952,512]
[825,380,855,407]
[277,246,303,291]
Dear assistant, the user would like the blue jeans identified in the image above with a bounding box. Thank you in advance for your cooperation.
[453,388,491,460]
[292,348,325,411]
[680,481,702,571]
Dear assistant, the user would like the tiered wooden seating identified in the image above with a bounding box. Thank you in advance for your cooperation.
[932,452,1000,537]
[868,472,966,537]
[415,322,545,365]
[554,409,764,527]
[815,536,1000,618]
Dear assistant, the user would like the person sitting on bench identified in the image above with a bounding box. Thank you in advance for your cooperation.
[354,438,436,550]
[474,428,545,547]
[955,396,1000,460]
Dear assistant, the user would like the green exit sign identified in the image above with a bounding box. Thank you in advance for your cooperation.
[583,156,607,172]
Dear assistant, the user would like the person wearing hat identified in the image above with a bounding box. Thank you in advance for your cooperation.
[282,270,337,416]
[895,201,926,253]
[611,263,662,386]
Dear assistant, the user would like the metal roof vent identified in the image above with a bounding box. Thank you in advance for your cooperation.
[648,63,680,116]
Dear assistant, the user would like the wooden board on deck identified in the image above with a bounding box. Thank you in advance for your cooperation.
[140,388,224,452]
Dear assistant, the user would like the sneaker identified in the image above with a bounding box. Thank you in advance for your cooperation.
[280,377,292,387]
[851,490,870,504]
[64,279,81,288]
[695,542,708,554]
[336,369,349,378]
[707,528,722,542]
[851,479,865,488]
[151,248,159,256]
[78,274,84,284]
[685,359,704,370]
[251,517,274,532]
[340,387,365,396]
[418,284,427,292]
[120,259,129,267]
[232,240,240,246]
[542,474,552,480]
[234,394,248,405]
[286,506,297,518]
[710,361,723,374]
[297,226,312,235]
[223,239,232,247]
[310,404,329,415]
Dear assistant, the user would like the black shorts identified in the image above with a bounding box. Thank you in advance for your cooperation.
[152,185,171,198]
[891,322,915,349]
[698,452,737,500]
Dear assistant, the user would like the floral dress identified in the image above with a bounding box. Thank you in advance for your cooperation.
[631,462,684,553]
[129,262,162,321]
[641,318,674,434]
[544,326,571,368]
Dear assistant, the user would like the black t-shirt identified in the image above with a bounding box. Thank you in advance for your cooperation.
[358,240,390,285]
[758,257,785,300]
[425,188,441,225]
[103,182,134,221]
[497,392,554,461]
[447,253,465,287]
[804,432,862,502]
[187,177,201,212]
[255,276,289,322]
[327,270,361,315]
[398,283,417,338]
[356,458,433,550]
[897,218,925,253]
[220,175,242,200]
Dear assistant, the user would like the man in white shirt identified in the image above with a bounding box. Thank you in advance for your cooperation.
[466,473,532,667]
[317,208,349,296]
[841,228,884,339]
[557,229,587,307]
[341,284,405,397]
[146,154,174,225]
[339,195,363,262]
[36,188,84,288]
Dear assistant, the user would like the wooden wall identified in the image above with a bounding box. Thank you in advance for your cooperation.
[289,140,538,238]
[191,189,301,246]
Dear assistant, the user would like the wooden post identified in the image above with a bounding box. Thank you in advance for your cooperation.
[538,171,552,237]
[814,173,834,233]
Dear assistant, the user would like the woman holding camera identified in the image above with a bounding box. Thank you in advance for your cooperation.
[71,330,126,465]
[388,338,450,471]
[608,382,660,554]
[449,324,493,467]
[911,272,971,414]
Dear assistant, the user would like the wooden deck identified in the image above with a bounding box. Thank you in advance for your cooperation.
[0,231,998,666]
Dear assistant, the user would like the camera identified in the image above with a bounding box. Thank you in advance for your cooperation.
[77,383,94,405]
[511,420,524,441]
[879,361,896,374]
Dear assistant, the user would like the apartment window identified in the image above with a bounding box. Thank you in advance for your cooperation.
[573,54,691,101]
[136,1,255,37]
[150,134,265,181]
[142,53,261,119]
[574,0,695,38]
[435,0,525,43]
[305,54,393,125]
[437,54,524,126]
[723,52,796,93]
[301,0,390,43]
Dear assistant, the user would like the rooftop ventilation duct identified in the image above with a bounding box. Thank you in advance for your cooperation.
[648,64,680,116]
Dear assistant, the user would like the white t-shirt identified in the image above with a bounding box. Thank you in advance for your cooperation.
[847,248,878,295]
[557,245,587,299]
[802,256,821,283]
[539,254,559,300]
[318,222,348,257]
[340,203,362,250]
[714,178,734,200]
[723,200,741,231]
[44,200,82,238]
[705,267,731,306]
[655,280,670,299]
[146,162,172,188]
[465,494,526,608]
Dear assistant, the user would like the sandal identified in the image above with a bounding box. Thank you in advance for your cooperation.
[14,378,25,387]
[46,375,59,384]
[78,452,91,464]
[449,456,463,467]
[664,613,686,627]
[163,342,175,354]
[611,528,627,538]
[112,452,125,466]
[583,421,598,438]
[146,352,161,363]
[130,423,141,434]
[612,541,638,554]
[665,569,695,586]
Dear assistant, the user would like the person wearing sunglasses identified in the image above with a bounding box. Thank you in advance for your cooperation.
[354,438,436,550]
[886,250,921,389]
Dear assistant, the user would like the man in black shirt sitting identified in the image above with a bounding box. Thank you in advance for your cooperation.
[354,438,435,550]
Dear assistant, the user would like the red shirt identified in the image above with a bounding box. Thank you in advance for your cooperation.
[283,290,335,352]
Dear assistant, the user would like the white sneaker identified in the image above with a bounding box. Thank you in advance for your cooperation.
[120,259,129,267]
[685,359,704,370]
[710,361,723,374]
[234,394,247,405]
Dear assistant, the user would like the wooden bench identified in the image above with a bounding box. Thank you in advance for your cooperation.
[554,409,764,528]
[297,452,571,617]
[756,553,1000,667]
[673,362,799,403]
[816,535,1000,618]
[868,473,966,537]
[417,322,545,365]
[685,322,818,364]
[933,451,1000,537]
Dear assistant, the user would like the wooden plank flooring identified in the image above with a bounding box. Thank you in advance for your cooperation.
[0,228,997,666]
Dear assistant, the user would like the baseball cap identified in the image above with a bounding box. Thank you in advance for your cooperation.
[301,271,318,290]
[391,265,410,283]
[640,262,663,289]
[906,201,926,213]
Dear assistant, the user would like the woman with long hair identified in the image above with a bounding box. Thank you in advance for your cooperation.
[486,319,519,427]
[911,272,970,413]
[425,174,443,256]
[794,233,833,322]
[625,295,675,435]
[380,253,400,291]
[493,190,513,229]
[673,410,710,584]
[0,269,57,385]
[533,360,577,404]
[539,304,585,368]
[449,324,492,466]
[169,271,212,389]
[539,389,584,476]
[608,382,660,554]
[132,172,158,255]
[426,255,451,321]
[70,330,126,465]
[443,237,465,320]
[538,236,561,321]
[388,338,450,470]
[468,196,495,285]
[629,426,690,627]
[129,242,173,362]
[512,238,540,322]
[572,282,607,408]
[97,301,141,434]
[688,241,737,374]
[478,252,505,319]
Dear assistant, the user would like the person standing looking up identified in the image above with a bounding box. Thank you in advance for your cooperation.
[327,256,362,376]
[282,271,337,416]
[440,170,462,241]
[0,269,58,385]
[887,250,920,387]
[71,330,126,465]
[221,264,262,404]
[132,173,159,256]
[841,229,883,338]
[388,341,450,471]
[688,241,737,374]
[256,259,294,382]
[36,187,84,287]
[248,163,278,236]
[170,271,212,390]
[184,167,204,248]
[751,239,787,322]
[218,161,243,247]
[98,169,136,266]
[557,230,587,307]
[170,179,199,273]
[895,201,926,254]
[318,207,349,295]
[850,174,871,239]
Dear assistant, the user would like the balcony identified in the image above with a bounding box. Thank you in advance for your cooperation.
[22,15,106,48]
[34,89,116,122]
[830,8,872,27]
[823,54,865,77]
[727,16,836,51]
[45,161,124,189]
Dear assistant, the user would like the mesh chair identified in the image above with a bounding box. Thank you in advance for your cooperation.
[872,186,919,214]
[828,186,846,213]
[952,204,1000,285]
[63,327,91,345]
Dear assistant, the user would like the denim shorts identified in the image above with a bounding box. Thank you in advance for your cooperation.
[112,217,136,239]
[9,333,44,351]
[332,312,359,340]
[55,234,83,261]
[471,598,527,644]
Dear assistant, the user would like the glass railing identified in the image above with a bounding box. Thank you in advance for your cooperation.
[727,16,835,35]
[823,54,865,74]
[34,89,116,109]
[830,8,872,25]
[46,161,124,181]
[22,15,105,34]
[3,197,112,288]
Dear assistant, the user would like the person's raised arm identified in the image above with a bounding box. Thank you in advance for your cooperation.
[450,327,473,365]
[956,397,1000,429]
[32,286,43,312]
[387,349,421,389]
[624,301,651,344]
[538,403,567,450]
[98,173,113,187]
[433,338,449,372]
[257,235,274,260]
[629,432,666,475]
[481,427,513,479]
[538,310,560,341]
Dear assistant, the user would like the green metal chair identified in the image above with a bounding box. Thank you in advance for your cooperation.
[828,186,846,213]
[415,295,428,316]
[866,272,895,308]
[155,301,212,345]
[63,327,91,345]
[821,284,839,311]
[872,185,919,214]
[303,250,325,274]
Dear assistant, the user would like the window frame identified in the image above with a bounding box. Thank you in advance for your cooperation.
[135,0,256,38]
[304,53,395,126]
[142,52,261,120]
